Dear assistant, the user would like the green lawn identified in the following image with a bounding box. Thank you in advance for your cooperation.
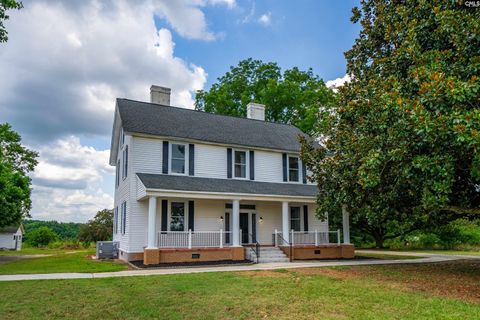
[1,261,479,319]
[407,250,480,257]
[355,252,422,260]
[0,247,67,256]
[0,249,127,274]
[362,248,480,257]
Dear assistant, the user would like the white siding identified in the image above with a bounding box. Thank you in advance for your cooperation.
[132,137,162,174]
[0,234,15,249]
[195,144,228,179]
[255,151,283,183]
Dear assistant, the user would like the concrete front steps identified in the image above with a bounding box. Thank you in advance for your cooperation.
[246,246,290,263]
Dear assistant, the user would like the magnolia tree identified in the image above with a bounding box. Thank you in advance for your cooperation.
[301,0,480,247]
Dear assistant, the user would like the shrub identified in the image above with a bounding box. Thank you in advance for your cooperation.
[27,227,58,247]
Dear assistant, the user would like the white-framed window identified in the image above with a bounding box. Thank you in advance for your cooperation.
[121,201,127,235]
[288,156,299,182]
[122,146,128,180]
[170,143,187,175]
[290,206,301,231]
[234,150,248,179]
[120,127,125,148]
[113,206,118,234]
[116,160,120,187]
[170,202,185,231]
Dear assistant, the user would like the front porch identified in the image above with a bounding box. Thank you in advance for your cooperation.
[140,195,353,265]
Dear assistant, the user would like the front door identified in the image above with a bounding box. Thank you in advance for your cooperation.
[240,212,249,244]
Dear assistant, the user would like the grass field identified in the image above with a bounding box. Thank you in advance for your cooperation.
[362,248,480,257]
[1,260,479,319]
[0,249,127,274]
[354,252,422,260]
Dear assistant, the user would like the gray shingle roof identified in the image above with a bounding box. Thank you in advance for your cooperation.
[137,173,317,198]
[117,99,308,152]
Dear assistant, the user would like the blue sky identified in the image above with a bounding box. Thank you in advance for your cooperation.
[0,0,360,222]
[158,0,360,88]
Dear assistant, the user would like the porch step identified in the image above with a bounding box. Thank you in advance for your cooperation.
[246,246,289,263]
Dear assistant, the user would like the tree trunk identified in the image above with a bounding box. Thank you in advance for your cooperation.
[374,236,384,248]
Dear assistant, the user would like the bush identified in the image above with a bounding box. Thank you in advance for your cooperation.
[27,227,58,247]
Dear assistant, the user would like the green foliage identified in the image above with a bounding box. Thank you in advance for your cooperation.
[27,226,59,247]
[23,219,83,241]
[302,1,480,247]
[78,209,113,243]
[0,0,22,43]
[0,123,38,228]
[195,58,336,134]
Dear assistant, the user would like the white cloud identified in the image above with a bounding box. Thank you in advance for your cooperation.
[326,74,352,91]
[0,0,210,143]
[0,0,233,222]
[154,0,235,41]
[30,136,114,222]
[258,12,272,26]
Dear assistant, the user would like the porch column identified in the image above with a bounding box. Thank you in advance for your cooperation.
[282,201,289,243]
[342,204,350,244]
[232,199,240,246]
[147,196,157,248]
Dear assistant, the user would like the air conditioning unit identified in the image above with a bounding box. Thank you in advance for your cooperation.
[96,241,119,259]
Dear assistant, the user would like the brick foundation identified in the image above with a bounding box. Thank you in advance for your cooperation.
[280,244,355,260]
[143,247,245,265]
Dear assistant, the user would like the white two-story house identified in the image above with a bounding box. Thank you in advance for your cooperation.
[109,85,353,265]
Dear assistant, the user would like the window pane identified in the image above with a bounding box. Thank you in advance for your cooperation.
[234,151,246,165]
[289,157,298,169]
[171,159,185,174]
[235,164,246,178]
[170,202,185,231]
[290,207,301,231]
[289,169,299,182]
[291,219,301,232]
[172,144,185,159]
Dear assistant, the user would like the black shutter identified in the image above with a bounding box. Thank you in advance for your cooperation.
[162,141,169,174]
[227,148,232,178]
[302,161,307,184]
[303,205,309,232]
[249,150,255,180]
[282,153,288,182]
[161,200,168,231]
[188,201,194,231]
[189,144,195,176]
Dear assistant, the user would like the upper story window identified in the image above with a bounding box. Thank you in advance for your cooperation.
[122,146,128,180]
[234,150,247,178]
[116,160,120,187]
[288,156,299,182]
[120,128,125,148]
[170,143,186,174]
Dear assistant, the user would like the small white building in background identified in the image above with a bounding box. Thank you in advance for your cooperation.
[0,225,24,251]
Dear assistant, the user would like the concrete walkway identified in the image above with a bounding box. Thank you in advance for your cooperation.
[0,253,460,282]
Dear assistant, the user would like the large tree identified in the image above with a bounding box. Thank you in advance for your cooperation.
[79,209,113,243]
[0,0,22,43]
[301,1,480,247]
[195,58,336,134]
[0,123,38,228]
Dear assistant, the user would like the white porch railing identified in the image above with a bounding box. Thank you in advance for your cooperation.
[157,230,235,248]
[273,229,341,246]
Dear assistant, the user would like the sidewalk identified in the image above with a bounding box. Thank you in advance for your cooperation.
[0,254,457,282]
